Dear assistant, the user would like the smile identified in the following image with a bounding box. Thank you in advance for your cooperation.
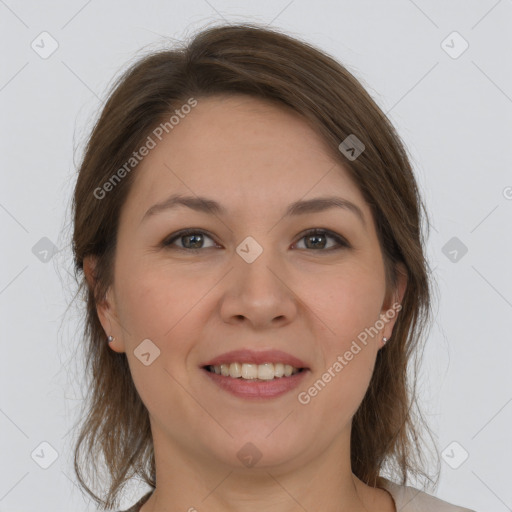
[205,362,303,380]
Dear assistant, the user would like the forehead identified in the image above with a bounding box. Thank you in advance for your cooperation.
[122,94,370,225]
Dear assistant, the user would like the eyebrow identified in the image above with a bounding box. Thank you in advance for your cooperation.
[141,194,366,227]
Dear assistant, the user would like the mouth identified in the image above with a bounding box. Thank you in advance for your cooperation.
[203,362,307,380]
[199,349,310,399]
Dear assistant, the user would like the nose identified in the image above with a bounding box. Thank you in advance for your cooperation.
[219,242,299,330]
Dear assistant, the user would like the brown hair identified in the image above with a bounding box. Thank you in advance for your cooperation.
[71,22,439,510]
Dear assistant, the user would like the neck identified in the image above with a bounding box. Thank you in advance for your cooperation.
[139,425,392,512]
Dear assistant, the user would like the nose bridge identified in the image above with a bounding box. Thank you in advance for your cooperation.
[235,234,284,295]
[220,233,297,326]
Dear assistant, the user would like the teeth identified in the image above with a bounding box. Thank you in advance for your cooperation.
[209,362,301,380]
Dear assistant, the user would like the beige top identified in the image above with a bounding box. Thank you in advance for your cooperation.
[380,477,477,511]
[120,480,477,512]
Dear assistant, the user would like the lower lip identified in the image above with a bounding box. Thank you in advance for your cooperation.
[202,368,309,399]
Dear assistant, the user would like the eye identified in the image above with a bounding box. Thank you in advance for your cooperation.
[162,229,218,251]
[294,228,349,251]
[162,228,350,252]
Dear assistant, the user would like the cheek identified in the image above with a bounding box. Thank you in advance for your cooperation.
[302,266,382,405]
[307,263,385,339]
[114,261,213,381]
[114,265,198,413]
[117,276,167,334]
[115,259,195,337]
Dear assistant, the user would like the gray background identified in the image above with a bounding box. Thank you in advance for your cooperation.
[1,1,511,511]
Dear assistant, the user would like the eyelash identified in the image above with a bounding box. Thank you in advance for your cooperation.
[161,228,350,252]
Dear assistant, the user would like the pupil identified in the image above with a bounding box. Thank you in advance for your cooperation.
[185,234,202,248]
[307,234,325,249]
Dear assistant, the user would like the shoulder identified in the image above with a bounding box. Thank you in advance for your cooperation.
[379,477,477,512]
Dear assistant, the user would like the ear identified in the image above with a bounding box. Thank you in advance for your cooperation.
[380,261,407,341]
[83,255,125,353]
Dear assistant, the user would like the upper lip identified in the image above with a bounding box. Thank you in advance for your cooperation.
[201,349,309,369]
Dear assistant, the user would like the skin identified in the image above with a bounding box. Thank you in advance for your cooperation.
[84,94,406,512]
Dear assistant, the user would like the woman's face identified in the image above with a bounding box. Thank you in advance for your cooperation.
[94,94,405,472]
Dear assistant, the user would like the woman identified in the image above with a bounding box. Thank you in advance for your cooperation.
[71,23,477,512]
